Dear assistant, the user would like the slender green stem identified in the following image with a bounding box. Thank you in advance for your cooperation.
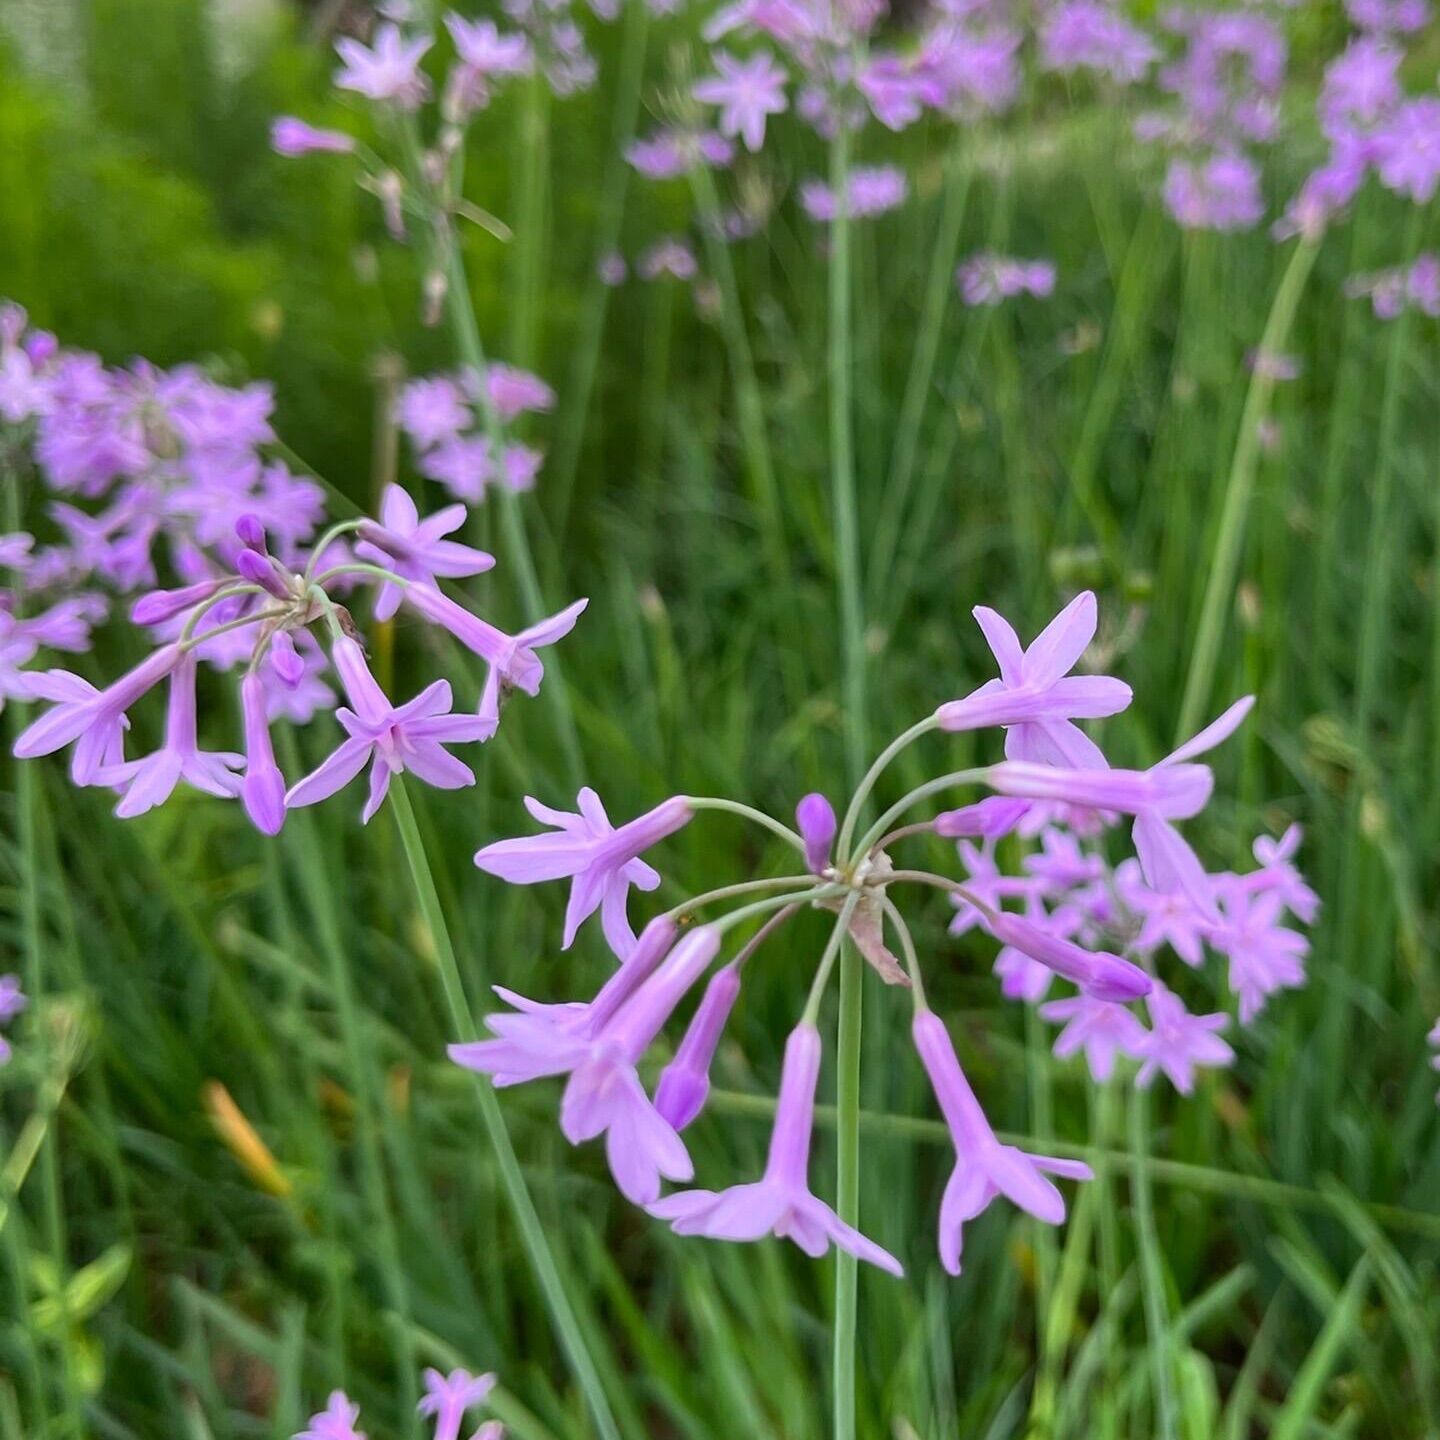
[829,123,866,792]
[1129,1085,1178,1440]
[832,932,864,1440]
[665,874,816,921]
[850,767,991,862]
[387,779,622,1440]
[837,715,940,861]
[1175,236,1319,740]
[682,795,806,852]
[801,893,861,1027]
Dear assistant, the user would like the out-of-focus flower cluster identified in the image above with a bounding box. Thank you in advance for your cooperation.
[1344,253,1440,319]
[456,591,1313,1277]
[295,1367,502,1440]
[3,301,585,833]
[396,365,554,505]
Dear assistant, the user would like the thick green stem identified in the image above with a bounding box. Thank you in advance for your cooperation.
[1175,236,1318,740]
[387,779,622,1440]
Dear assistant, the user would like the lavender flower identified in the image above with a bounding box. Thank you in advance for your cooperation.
[271,118,357,157]
[474,788,691,952]
[418,1368,497,1440]
[799,165,907,222]
[334,23,433,109]
[295,1392,366,1440]
[651,1023,904,1274]
[957,253,1057,307]
[286,638,492,823]
[937,591,1131,766]
[694,50,790,152]
[1134,984,1234,1094]
[354,484,494,620]
[914,1010,1092,1275]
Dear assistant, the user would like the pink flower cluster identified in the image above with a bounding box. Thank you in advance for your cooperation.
[396,367,554,505]
[1344,254,1440,319]
[456,591,1312,1276]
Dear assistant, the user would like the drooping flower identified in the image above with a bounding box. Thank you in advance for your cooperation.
[937,591,1131,767]
[14,643,179,784]
[651,1022,904,1274]
[354,484,495,621]
[980,908,1151,1002]
[285,638,492,822]
[473,787,690,953]
[913,1010,1092,1275]
[100,654,245,818]
[401,585,586,730]
[654,963,742,1131]
[240,670,287,836]
[417,1368,496,1440]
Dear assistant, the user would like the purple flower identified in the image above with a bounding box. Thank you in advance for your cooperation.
[453,927,717,1202]
[1373,98,1440,203]
[597,251,628,286]
[354,484,494,621]
[1347,0,1431,32]
[0,975,28,1024]
[444,14,532,115]
[1118,859,1209,966]
[1320,38,1401,140]
[693,50,789,152]
[452,915,678,1083]
[1205,887,1308,1023]
[937,591,1132,767]
[474,787,690,952]
[271,118,357,157]
[397,377,472,448]
[948,838,1028,936]
[990,696,1255,914]
[1134,985,1233,1094]
[240,671,287,836]
[14,643,180,784]
[417,1368,496,1440]
[1039,993,1148,1083]
[913,1010,1091,1275]
[650,1022,904,1274]
[98,654,244,818]
[799,165,908,222]
[294,1391,366,1440]
[334,23,433,109]
[654,963,742,1130]
[1243,824,1319,923]
[402,584,586,729]
[795,792,836,875]
[1040,1,1157,85]
[957,253,1057,306]
[480,363,555,422]
[1163,152,1265,232]
[626,127,734,180]
[982,907,1151,1002]
[285,638,492,822]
